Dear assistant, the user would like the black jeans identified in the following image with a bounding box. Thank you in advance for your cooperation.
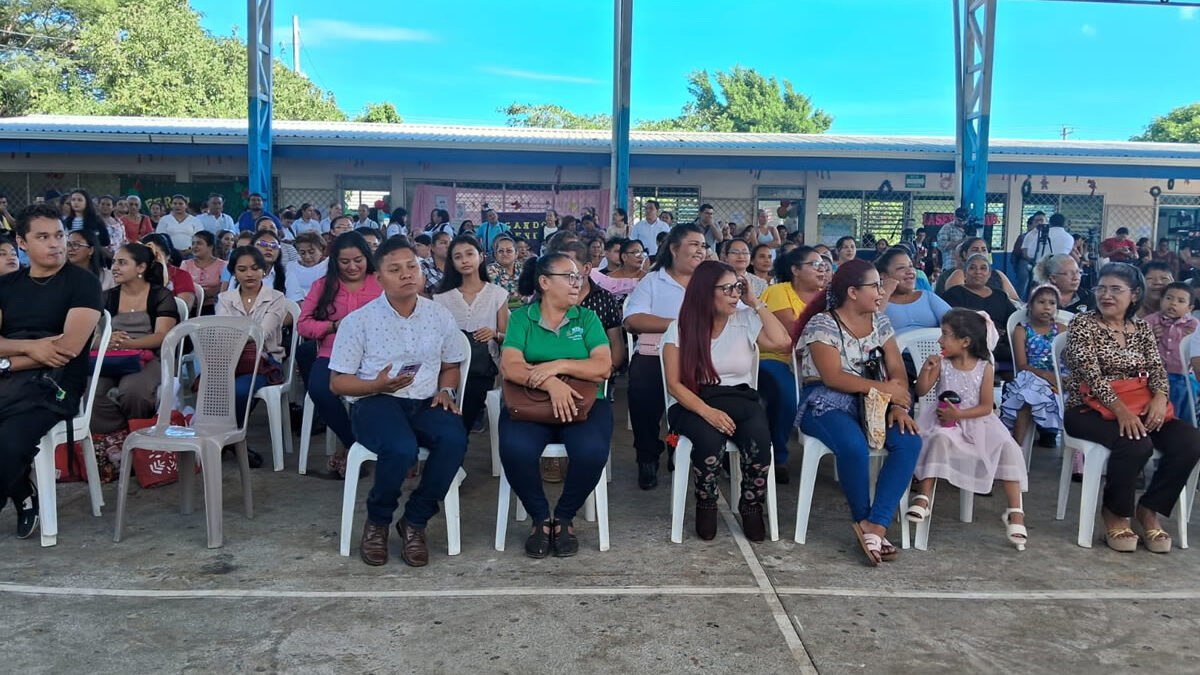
[1064,407,1200,518]
[460,373,493,433]
[667,386,771,505]
[0,407,62,507]
[628,353,665,464]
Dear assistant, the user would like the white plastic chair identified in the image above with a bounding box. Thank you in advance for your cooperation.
[660,342,780,543]
[487,385,611,482]
[193,283,204,317]
[297,392,338,475]
[113,317,263,548]
[792,347,911,547]
[338,332,472,557]
[254,299,301,471]
[1004,308,1075,470]
[1052,331,1199,548]
[495,443,610,552]
[29,311,112,547]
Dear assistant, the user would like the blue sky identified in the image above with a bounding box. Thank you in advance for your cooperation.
[191,0,1197,140]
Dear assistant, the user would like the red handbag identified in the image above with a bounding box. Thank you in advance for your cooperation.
[1079,372,1174,422]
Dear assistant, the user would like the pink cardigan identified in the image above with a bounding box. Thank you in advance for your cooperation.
[298,275,383,359]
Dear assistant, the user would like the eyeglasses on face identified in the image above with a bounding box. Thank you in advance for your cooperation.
[545,272,583,287]
[1092,285,1131,297]
[66,241,90,250]
[256,240,280,250]
[799,260,829,271]
[855,281,884,291]
[714,281,746,297]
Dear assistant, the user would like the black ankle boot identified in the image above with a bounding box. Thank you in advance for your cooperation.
[695,501,718,540]
[638,461,658,490]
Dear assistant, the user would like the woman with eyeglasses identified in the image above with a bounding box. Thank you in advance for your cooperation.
[663,261,791,541]
[877,247,951,334]
[940,253,1017,365]
[486,235,522,306]
[139,233,196,314]
[937,236,1020,302]
[623,223,708,490]
[499,253,613,558]
[724,240,766,299]
[591,238,647,301]
[756,246,826,482]
[792,259,920,565]
[1063,263,1200,553]
[434,235,511,432]
[67,229,115,291]
[91,243,180,434]
[222,229,287,295]
[1034,253,1094,314]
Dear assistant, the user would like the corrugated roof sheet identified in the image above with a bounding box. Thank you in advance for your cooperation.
[0,114,1197,161]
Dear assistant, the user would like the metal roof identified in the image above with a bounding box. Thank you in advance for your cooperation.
[1,115,1198,176]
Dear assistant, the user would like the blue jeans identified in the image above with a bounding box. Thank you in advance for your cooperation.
[351,395,468,528]
[233,354,280,421]
[799,406,921,528]
[757,359,797,465]
[307,357,355,447]
[1167,373,1197,428]
[498,399,613,522]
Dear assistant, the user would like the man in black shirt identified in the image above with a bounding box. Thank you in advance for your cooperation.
[0,204,102,539]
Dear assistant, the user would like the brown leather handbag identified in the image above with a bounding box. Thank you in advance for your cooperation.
[503,376,598,424]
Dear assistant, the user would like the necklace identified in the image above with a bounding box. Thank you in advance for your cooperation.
[29,270,60,286]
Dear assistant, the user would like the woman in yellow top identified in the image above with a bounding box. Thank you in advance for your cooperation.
[756,246,828,483]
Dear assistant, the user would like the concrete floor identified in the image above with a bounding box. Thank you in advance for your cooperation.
[2,384,1198,674]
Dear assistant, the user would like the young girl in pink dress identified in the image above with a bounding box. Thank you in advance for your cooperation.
[907,308,1029,550]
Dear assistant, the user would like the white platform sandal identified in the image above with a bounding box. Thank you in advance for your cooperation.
[1002,507,1027,551]
[905,494,931,523]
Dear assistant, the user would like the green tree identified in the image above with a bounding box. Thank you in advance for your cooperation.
[502,66,832,133]
[1132,103,1200,143]
[1,0,345,120]
[354,102,403,124]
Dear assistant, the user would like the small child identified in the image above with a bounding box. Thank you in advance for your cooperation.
[1144,281,1199,426]
[907,309,1029,550]
[999,284,1068,445]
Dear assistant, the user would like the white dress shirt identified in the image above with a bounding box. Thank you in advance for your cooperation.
[622,268,686,355]
[196,212,235,235]
[630,218,671,256]
[284,258,329,302]
[156,213,204,251]
[1022,226,1076,264]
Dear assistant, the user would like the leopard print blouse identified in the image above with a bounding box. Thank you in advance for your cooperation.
[1064,311,1169,410]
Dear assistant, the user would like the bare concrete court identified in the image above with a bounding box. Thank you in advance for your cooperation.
[1,384,1197,674]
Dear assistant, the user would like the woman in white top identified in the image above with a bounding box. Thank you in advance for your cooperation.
[720,238,767,299]
[216,245,289,427]
[752,209,782,249]
[622,223,708,490]
[284,231,329,302]
[433,234,511,431]
[155,194,203,253]
[609,207,631,239]
[662,261,792,542]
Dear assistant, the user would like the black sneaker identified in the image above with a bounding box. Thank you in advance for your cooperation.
[16,483,38,540]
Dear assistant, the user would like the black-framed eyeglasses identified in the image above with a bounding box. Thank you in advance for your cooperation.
[545,272,584,287]
[856,281,884,291]
[715,281,747,297]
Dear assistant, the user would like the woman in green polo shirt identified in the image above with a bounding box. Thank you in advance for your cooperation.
[499,253,613,559]
[756,246,826,483]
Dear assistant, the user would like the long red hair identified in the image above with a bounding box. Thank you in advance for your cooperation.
[791,258,874,345]
[676,261,736,393]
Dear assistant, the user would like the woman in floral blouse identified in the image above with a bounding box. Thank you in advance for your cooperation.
[486,235,522,307]
[1064,262,1200,553]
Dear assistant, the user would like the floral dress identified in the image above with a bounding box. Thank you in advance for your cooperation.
[999,322,1063,432]
[486,261,522,307]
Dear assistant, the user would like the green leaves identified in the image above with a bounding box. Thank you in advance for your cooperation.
[1132,103,1200,143]
[503,66,832,133]
[354,102,403,124]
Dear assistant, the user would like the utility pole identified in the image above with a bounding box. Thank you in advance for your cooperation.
[1060,125,1073,141]
[609,0,633,219]
[248,0,274,212]
[292,16,302,75]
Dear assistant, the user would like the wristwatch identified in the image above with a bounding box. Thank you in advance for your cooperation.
[439,386,457,398]
[0,356,10,375]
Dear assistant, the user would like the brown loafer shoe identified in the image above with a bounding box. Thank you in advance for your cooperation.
[397,517,429,567]
[359,521,390,566]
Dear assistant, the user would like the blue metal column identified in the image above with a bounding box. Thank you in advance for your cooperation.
[609,0,632,216]
[955,0,996,223]
[247,0,274,212]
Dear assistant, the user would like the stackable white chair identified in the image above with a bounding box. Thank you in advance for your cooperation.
[660,343,779,543]
[254,299,301,471]
[1005,308,1075,470]
[338,332,472,557]
[487,386,611,481]
[793,346,911,547]
[1052,331,1199,548]
[495,443,610,552]
[114,317,263,548]
[29,311,112,547]
[297,392,338,474]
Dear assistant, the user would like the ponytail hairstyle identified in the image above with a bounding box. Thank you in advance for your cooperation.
[651,223,704,272]
[517,253,573,301]
[676,261,736,393]
[122,242,166,287]
[772,245,818,284]
[791,258,874,345]
[941,308,993,362]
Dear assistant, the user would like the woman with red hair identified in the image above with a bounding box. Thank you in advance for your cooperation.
[662,261,792,541]
[792,258,920,565]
